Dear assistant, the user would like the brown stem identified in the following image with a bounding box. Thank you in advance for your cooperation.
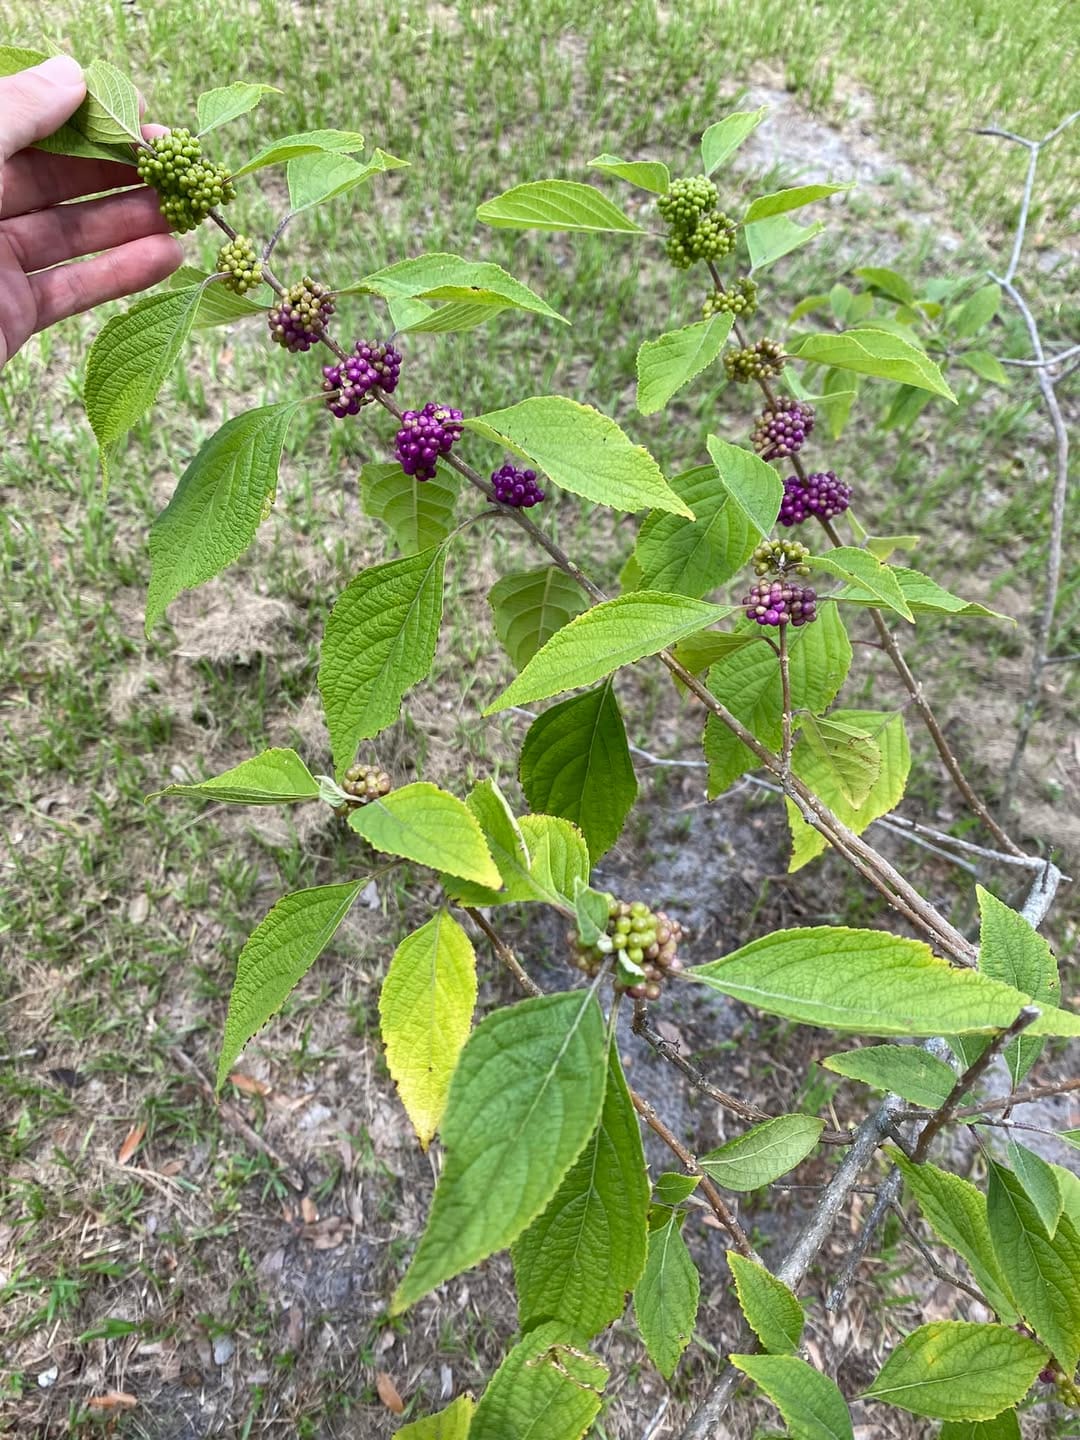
[779,623,793,772]
[464,907,543,996]
[890,1201,991,1310]
[930,1074,1080,1121]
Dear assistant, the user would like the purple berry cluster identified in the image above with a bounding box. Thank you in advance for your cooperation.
[751,397,816,461]
[395,402,464,481]
[778,471,853,526]
[492,462,545,508]
[743,579,818,627]
[268,278,334,353]
[322,339,402,418]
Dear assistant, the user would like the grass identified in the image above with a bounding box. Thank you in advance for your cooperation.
[1,0,1077,1435]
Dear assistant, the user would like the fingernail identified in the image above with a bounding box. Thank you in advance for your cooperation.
[32,55,85,87]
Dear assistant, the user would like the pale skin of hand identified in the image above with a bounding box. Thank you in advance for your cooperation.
[0,55,184,371]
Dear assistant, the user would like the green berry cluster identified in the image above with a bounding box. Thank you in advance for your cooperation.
[217,236,261,295]
[268,277,335,352]
[702,276,758,320]
[753,538,812,576]
[136,129,235,234]
[723,337,785,383]
[568,898,685,1000]
[657,175,718,228]
[342,763,392,803]
[658,175,737,270]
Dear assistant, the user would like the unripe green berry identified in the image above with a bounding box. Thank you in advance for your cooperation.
[752,538,812,577]
[217,236,261,294]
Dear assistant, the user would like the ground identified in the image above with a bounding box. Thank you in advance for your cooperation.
[1,1,1078,1437]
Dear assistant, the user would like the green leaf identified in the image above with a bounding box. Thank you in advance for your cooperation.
[786,710,909,871]
[699,1115,824,1191]
[1053,1164,1080,1231]
[701,107,769,173]
[147,747,318,805]
[634,1210,700,1378]
[863,1322,1045,1421]
[864,533,921,562]
[689,925,1069,1037]
[146,401,304,630]
[654,1173,701,1205]
[705,437,784,540]
[744,183,852,223]
[477,180,643,233]
[361,461,458,556]
[952,283,1001,338]
[217,881,363,1088]
[319,548,446,770]
[393,990,607,1311]
[285,147,408,212]
[388,296,502,334]
[745,215,825,271]
[196,82,280,134]
[348,782,501,888]
[470,1321,607,1440]
[466,396,692,517]
[854,267,916,306]
[939,1416,1021,1440]
[573,880,614,945]
[231,128,365,178]
[342,252,564,324]
[822,1044,956,1108]
[988,1159,1080,1373]
[704,606,852,796]
[787,329,956,401]
[977,886,1059,1085]
[395,1395,475,1439]
[959,349,1010,387]
[73,60,142,145]
[636,314,733,414]
[727,1254,805,1354]
[488,566,589,672]
[514,1041,648,1337]
[732,1354,853,1440]
[671,628,762,675]
[1060,1130,1080,1153]
[1006,1142,1063,1239]
[836,566,1010,620]
[815,547,915,621]
[169,267,270,326]
[487,593,735,713]
[444,795,590,911]
[634,465,757,600]
[589,152,670,193]
[819,366,857,439]
[796,712,883,807]
[519,681,637,862]
[0,48,130,163]
[380,911,477,1149]
[893,1154,1018,1322]
[84,286,203,469]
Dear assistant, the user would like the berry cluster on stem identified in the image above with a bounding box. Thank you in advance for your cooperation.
[569,898,685,999]
[395,403,465,481]
[137,130,235,234]
[268,277,335,352]
[322,339,402,417]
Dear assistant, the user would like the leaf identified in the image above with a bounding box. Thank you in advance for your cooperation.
[514,1042,648,1337]
[863,1322,1045,1421]
[700,107,769,173]
[987,1159,1080,1373]
[488,566,589,672]
[977,886,1059,1085]
[348,782,501,888]
[836,566,1010,620]
[589,153,670,193]
[820,366,857,439]
[704,606,852,796]
[689,925,1073,1037]
[196,82,281,134]
[0,48,130,163]
[519,681,637,862]
[377,1372,405,1414]
[939,1416,1021,1440]
[1060,1130,1080,1153]
[1006,1142,1063,1239]
[395,1395,475,1440]
[636,315,733,414]
[169,267,270,326]
[285,147,408,211]
[854,267,916,306]
[787,329,956,401]
[959,349,1010,386]
[744,183,852,223]
[487,593,735,712]
[380,911,477,1149]
[821,1044,956,1108]
[654,1173,701,1205]
[342,252,565,324]
[470,1320,607,1440]
[745,215,825,271]
[444,798,590,911]
[796,712,883,807]
[573,880,614,945]
[892,1153,1018,1323]
[699,1115,824,1191]
[705,436,784,540]
[116,1122,145,1166]
[786,710,909,871]
[84,286,203,469]
[952,283,1001,338]
[466,396,692,517]
[732,1354,853,1440]
[727,1254,805,1354]
[476,179,643,233]
[146,401,304,629]
[634,464,757,600]
[392,990,606,1311]
[361,461,458,555]
[389,297,503,334]
[319,548,446,770]
[73,60,142,145]
[814,547,914,621]
[634,1210,700,1378]
[671,628,762,675]
[217,881,363,1088]
[147,747,319,805]
[231,128,365,177]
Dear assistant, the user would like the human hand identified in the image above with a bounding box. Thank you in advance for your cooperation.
[0,56,184,371]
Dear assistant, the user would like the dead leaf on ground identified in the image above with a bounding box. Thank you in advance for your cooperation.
[376,1371,405,1414]
[117,1123,146,1166]
[229,1072,271,1097]
[300,1195,318,1224]
[303,1216,346,1250]
[86,1392,137,1410]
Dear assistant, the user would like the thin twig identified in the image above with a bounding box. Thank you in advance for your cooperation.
[825,1172,902,1309]
[938,1074,1080,1121]
[779,624,793,772]
[1001,343,1080,369]
[889,1201,990,1310]
[464,908,543,996]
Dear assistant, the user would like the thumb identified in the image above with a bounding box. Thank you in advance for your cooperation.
[0,56,86,161]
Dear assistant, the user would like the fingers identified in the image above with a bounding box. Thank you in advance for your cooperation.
[2,188,174,272]
[0,57,86,163]
[1,116,169,220]
[30,232,185,333]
